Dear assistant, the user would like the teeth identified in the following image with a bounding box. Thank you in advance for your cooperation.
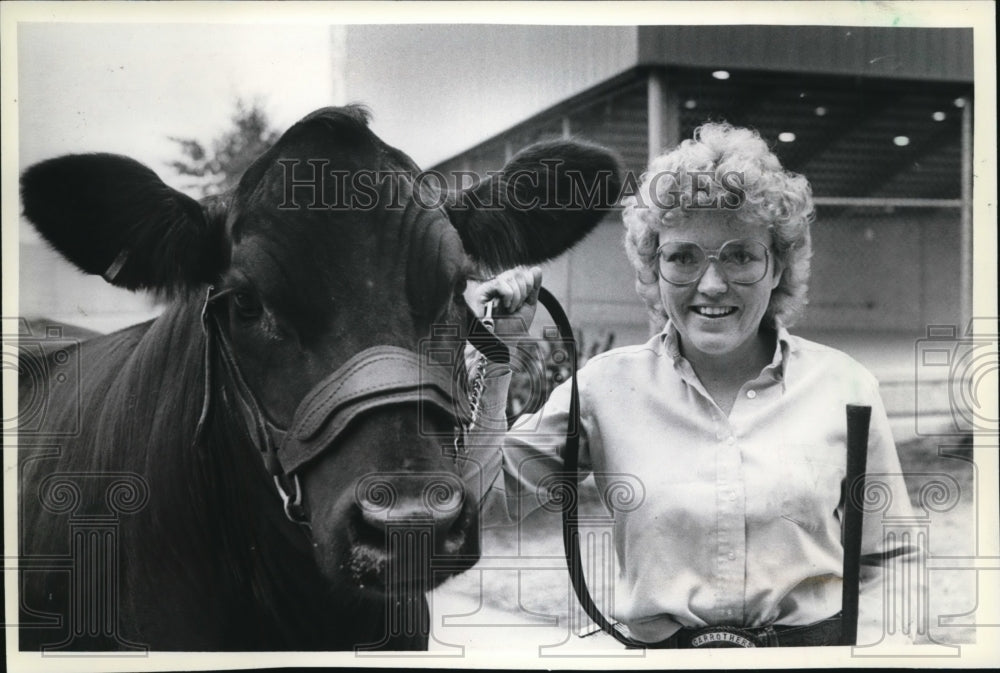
[693,306,736,317]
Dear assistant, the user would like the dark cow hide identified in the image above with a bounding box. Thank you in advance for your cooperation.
[17,105,621,651]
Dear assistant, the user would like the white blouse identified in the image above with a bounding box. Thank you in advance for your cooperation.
[464,324,919,645]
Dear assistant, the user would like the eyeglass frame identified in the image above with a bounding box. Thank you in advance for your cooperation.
[655,238,773,286]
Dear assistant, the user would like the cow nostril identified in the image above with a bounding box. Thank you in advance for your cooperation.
[423,480,463,523]
[346,475,477,589]
[353,475,466,538]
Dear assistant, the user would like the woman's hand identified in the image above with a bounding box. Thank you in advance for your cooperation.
[463,266,543,339]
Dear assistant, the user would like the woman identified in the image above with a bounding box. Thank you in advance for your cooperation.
[463,122,918,648]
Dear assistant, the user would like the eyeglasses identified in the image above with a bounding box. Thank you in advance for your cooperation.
[656,239,771,286]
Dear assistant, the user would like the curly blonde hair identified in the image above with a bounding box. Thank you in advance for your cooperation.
[622,122,814,331]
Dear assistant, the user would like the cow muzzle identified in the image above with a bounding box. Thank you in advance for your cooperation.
[262,345,478,590]
[199,291,479,588]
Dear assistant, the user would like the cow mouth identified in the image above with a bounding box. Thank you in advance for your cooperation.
[341,509,476,594]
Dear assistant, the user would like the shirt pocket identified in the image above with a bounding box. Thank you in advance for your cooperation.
[779,445,845,532]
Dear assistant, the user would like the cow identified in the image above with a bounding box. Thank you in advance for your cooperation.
[17,105,621,651]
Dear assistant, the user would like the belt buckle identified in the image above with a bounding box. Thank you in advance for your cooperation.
[688,625,758,648]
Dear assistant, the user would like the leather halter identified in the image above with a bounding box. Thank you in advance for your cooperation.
[193,286,508,523]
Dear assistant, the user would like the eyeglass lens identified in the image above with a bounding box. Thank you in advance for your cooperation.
[658,239,769,285]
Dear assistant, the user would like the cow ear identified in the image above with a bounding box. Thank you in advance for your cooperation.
[446,140,622,272]
[20,153,225,293]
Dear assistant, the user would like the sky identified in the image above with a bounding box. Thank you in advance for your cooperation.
[17,23,339,178]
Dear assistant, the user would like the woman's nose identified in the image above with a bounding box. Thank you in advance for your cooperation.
[696,260,729,295]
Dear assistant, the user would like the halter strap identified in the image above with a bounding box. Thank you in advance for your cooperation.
[196,289,308,520]
[279,345,459,475]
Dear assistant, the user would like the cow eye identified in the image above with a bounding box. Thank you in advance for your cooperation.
[453,277,468,303]
[232,291,263,319]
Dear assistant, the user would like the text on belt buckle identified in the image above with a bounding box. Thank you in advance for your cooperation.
[689,626,758,648]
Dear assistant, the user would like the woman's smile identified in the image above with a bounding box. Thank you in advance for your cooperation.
[690,305,738,319]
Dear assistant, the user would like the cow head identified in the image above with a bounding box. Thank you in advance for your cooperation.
[20,105,620,603]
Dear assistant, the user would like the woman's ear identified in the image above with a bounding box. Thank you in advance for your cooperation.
[770,255,785,290]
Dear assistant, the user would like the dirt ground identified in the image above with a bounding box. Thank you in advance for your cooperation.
[430,434,979,652]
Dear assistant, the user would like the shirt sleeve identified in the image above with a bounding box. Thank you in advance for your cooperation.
[500,372,595,522]
[853,377,924,646]
[457,345,513,525]
[460,344,593,525]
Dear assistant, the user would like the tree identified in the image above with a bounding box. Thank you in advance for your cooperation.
[168,99,281,197]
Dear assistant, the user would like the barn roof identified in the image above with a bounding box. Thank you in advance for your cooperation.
[636,26,972,83]
[432,65,971,202]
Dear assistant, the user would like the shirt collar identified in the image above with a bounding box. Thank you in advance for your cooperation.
[659,320,793,380]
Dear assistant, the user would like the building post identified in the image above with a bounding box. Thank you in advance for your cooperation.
[647,68,679,165]
[646,69,680,335]
[959,94,973,330]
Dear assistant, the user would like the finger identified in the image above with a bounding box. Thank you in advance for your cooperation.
[467,278,495,311]
[477,267,539,312]
[499,276,520,311]
[526,266,543,304]
[462,280,482,313]
[508,271,528,310]
[481,275,510,302]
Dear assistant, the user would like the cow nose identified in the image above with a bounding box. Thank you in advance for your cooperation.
[354,473,466,542]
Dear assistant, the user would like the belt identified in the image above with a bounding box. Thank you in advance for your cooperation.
[641,613,842,649]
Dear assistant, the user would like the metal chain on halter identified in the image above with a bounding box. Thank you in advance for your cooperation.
[453,300,496,462]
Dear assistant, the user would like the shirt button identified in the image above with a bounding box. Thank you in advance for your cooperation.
[726,436,736,445]
[728,552,736,560]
